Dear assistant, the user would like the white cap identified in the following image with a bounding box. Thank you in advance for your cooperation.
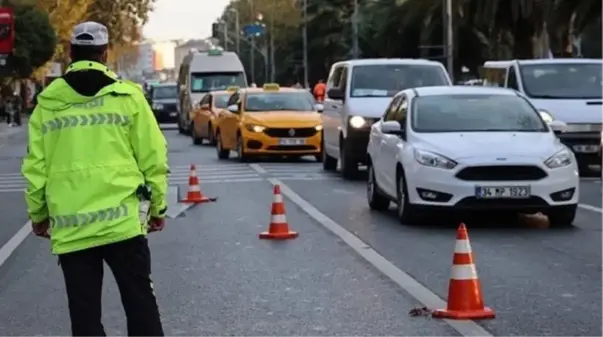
[71,21,109,46]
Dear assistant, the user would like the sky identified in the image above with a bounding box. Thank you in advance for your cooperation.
[143,0,231,40]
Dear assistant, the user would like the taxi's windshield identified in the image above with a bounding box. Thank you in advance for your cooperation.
[350,64,451,97]
[245,92,315,112]
[214,94,230,109]
[152,86,178,99]
[411,94,548,133]
[190,72,246,93]
[519,63,602,99]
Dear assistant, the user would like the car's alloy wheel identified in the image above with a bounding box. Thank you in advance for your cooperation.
[367,165,390,211]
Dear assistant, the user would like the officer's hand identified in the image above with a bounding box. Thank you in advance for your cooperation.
[148,217,165,233]
[31,219,50,239]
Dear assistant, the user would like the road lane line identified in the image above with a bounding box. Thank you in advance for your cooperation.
[248,163,267,174]
[578,204,602,213]
[0,221,31,267]
[265,177,492,337]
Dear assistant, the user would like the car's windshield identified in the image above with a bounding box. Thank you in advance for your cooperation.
[350,64,451,97]
[152,86,177,99]
[519,63,602,99]
[214,94,230,109]
[411,94,548,132]
[190,72,246,93]
[245,92,315,112]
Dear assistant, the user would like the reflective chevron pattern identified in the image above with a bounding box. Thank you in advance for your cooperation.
[50,203,129,229]
[41,113,131,134]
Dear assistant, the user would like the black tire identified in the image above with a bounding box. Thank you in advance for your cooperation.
[236,133,248,162]
[215,131,229,159]
[322,138,337,171]
[546,205,577,227]
[367,164,390,211]
[340,138,359,180]
[396,168,420,224]
[207,123,216,145]
[191,123,203,145]
[315,154,322,162]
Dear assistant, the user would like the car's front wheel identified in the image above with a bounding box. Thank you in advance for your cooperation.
[216,131,229,160]
[396,168,420,224]
[546,205,577,227]
[322,137,337,171]
[191,123,203,145]
[367,164,390,211]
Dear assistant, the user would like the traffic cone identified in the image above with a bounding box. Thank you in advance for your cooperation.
[432,223,495,320]
[259,184,298,240]
[181,164,216,203]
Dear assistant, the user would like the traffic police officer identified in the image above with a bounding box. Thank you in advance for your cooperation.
[22,22,167,336]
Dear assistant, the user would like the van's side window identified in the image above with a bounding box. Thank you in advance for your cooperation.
[327,66,343,90]
[506,67,519,90]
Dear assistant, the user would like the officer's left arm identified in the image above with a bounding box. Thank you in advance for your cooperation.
[21,107,48,222]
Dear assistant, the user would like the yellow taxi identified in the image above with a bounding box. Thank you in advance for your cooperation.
[191,86,238,145]
[214,83,324,161]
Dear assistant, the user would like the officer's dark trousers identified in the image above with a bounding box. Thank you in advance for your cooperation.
[58,235,164,336]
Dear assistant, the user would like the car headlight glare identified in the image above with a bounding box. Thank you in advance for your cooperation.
[538,109,553,124]
[349,116,366,128]
[152,103,164,110]
[315,125,323,131]
[413,149,457,169]
[245,124,265,133]
[545,150,573,169]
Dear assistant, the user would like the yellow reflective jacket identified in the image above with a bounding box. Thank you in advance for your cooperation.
[22,61,168,254]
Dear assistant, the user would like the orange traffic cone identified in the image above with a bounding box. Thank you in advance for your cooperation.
[259,184,298,240]
[181,164,216,203]
[433,223,495,320]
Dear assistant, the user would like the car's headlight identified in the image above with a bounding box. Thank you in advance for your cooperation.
[152,103,164,110]
[315,125,323,131]
[538,109,554,124]
[349,116,366,128]
[545,149,573,169]
[414,149,457,169]
[245,124,265,133]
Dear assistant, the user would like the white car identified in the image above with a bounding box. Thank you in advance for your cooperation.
[366,86,579,226]
[321,59,452,179]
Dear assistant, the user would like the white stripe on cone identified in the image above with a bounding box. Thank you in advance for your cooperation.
[188,185,200,192]
[454,239,472,254]
[451,264,478,280]
[271,214,287,224]
[273,194,283,203]
[190,170,197,177]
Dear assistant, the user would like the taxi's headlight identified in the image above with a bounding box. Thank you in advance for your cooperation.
[538,109,554,124]
[245,124,265,133]
[349,116,366,128]
[152,103,164,110]
[315,125,323,131]
[414,149,457,169]
[545,149,573,169]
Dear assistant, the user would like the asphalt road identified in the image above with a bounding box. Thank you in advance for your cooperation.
[0,127,600,336]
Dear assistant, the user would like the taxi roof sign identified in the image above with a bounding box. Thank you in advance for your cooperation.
[226,86,239,92]
[207,49,223,56]
[263,83,280,91]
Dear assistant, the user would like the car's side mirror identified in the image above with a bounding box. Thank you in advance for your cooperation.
[381,120,403,135]
[227,104,239,113]
[549,120,567,135]
[327,88,344,100]
[315,103,324,112]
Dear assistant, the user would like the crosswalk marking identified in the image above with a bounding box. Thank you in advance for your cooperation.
[0,163,332,193]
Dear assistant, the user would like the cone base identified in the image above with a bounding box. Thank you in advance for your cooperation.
[182,196,212,203]
[432,307,495,320]
[259,231,298,240]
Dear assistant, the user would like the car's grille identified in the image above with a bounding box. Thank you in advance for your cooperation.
[161,103,178,111]
[455,165,547,181]
[264,127,318,138]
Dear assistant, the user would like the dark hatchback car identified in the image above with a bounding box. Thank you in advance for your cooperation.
[149,83,179,123]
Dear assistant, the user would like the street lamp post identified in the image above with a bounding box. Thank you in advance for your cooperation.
[352,0,359,59]
[229,8,240,55]
[221,19,228,51]
[445,0,454,81]
[302,0,308,88]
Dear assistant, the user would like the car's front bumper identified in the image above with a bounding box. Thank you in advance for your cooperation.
[242,130,321,156]
[153,109,179,123]
[406,162,579,212]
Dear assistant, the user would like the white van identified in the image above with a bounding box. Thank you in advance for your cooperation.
[177,49,247,134]
[322,59,453,179]
[482,59,603,173]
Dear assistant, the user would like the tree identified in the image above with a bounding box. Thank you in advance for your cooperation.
[9,5,56,78]
[86,0,155,46]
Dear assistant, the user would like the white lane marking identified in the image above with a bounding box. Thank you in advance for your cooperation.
[264,177,492,337]
[248,163,267,174]
[0,221,32,267]
[578,204,602,213]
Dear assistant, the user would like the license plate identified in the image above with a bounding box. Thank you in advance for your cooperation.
[169,112,177,117]
[279,138,305,145]
[573,144,600,153]
[475,186,530,199]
